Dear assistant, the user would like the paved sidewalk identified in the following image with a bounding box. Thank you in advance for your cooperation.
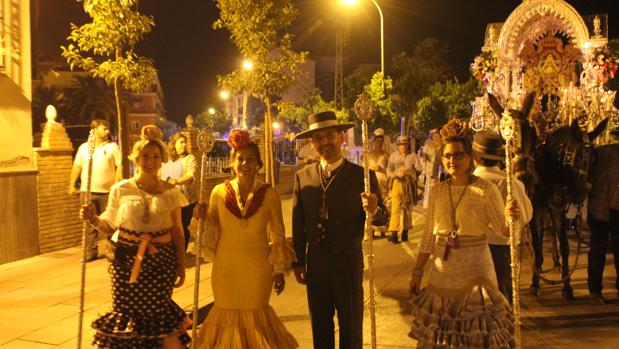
[1,197,618,348]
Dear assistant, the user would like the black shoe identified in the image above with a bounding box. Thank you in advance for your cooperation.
[389,232,399,243]
[402,230,409,242]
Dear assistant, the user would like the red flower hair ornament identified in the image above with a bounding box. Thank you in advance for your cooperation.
[228,129,253,150]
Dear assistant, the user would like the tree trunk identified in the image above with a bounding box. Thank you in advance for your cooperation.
[264,97,275,186]
[242,90,249,129]
[114,76,129,179]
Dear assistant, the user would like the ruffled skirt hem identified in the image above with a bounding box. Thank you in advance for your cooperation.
[409,284,514,349]
[195,305,298,349]
[92,309,191,348]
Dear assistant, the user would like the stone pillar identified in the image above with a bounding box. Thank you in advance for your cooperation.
[34,118,82,253]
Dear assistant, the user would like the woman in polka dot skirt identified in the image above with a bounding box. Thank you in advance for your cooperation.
[82,125,191,348]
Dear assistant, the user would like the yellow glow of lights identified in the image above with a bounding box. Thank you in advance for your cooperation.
[341,0,359,5]
[208,107,216,115]
[219,90,230,100]
[272,121,281,130]
[242,60,254,70]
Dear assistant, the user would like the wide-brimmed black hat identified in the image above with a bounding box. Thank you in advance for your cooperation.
[473,131,505,161]
[294,111,356,139]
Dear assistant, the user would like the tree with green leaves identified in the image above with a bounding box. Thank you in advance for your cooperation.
[61,0,157,176]
[195,109,233,136]
[278,87,347,133]
[214,0,307,185]
[391,38,453,118]
[64,76,116,128]
[343,64,377,109]
[363,71,399,133]
[413,79,480,133]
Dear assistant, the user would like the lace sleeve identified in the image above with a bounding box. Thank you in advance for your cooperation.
[419,184,437,254]
[267,189,297,274]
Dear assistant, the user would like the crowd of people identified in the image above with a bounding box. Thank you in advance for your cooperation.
[72,110,618,348]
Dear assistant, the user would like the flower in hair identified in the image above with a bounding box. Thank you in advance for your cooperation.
[141,125,163,141]
[228,129,253,150]
[440,119,469,141]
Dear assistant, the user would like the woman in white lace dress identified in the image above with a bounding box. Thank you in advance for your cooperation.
[82,125,190,348]
[408,120,519,348]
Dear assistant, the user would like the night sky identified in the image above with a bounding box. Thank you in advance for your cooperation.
[35,0,618,125]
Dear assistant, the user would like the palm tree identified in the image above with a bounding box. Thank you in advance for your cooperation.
[64,76,117,130]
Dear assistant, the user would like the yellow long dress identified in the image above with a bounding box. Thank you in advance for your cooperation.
[196,178,298,349]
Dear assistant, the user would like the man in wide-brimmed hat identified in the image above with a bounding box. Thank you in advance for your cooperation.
[292,111,388,348]
[472,131,532,303]
[386,135,421,243]
[587,125,619,305]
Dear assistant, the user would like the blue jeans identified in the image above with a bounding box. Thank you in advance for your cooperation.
[80,192,109,257]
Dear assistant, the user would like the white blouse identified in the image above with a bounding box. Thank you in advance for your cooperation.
[419,177,506,254]
[100,179,188,232]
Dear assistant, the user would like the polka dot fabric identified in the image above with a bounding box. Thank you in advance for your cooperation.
[91,241,191,348]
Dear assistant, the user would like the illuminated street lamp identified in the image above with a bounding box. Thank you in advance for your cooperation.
[242,59,254,71]
[272,121,281,130]
[219,90,230,100]
[208,107,216,115]
[341,0,385,80]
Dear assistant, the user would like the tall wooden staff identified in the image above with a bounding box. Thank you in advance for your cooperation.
[354,93,377,349]
[499,111,522,349]
[191,129,215,347]
[77,130,96,349]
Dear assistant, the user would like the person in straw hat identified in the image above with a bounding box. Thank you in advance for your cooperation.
[386,135,421,243]
[292,111,388,348]
[472,131,532,303]
[587,125,619,305]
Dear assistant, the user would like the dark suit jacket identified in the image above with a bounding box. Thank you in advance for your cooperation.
[292,160,388,268]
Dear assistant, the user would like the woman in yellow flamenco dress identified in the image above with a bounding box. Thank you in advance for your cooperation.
[195,129,298,349]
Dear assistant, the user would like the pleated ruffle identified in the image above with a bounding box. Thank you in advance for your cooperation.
[195,306,298,349]
[267,240,297,274]
[92,305,191,348]
[409,284,514,349]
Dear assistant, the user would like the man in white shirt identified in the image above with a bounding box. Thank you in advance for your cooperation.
[68,119,122,262]
[472,131,532,303]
